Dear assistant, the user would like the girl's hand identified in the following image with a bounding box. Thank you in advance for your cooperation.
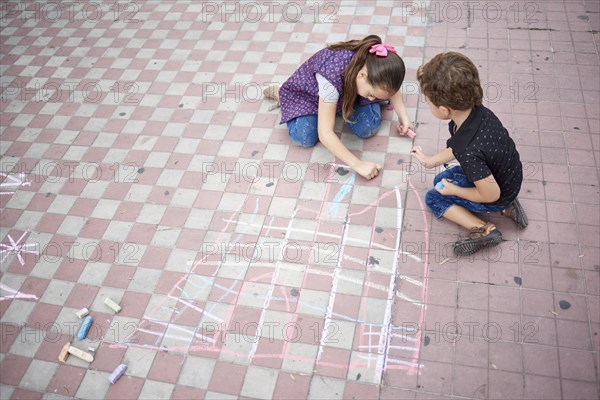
[396,111,414,135]
[411,146,431,168]
[353,160,382,180]
[435,178,456,196]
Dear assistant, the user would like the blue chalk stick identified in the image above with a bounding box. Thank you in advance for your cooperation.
[436,182,445,190]
[77,316,93,340]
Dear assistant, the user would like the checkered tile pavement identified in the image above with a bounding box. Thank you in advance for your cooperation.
[1,0,599,399]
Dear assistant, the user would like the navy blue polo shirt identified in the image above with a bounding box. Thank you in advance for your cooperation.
[447,105,522,206]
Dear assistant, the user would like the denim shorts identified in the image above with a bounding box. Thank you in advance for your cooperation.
[425,166,507,219]
[286,102,382,147]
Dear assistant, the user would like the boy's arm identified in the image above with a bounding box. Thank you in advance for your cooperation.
[389,89,412,134]
[317,98,381,180]
[412,146,455,169]
[438,174,501,203]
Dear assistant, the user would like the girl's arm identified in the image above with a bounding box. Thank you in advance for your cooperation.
[389,89,413,134]
[317,98,381,180]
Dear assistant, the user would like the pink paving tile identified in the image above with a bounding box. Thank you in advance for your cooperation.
[343,381,380,400]
[251,337,285,369]
[68,198,99,217]
[19,277,50,299]
[102,264,137,289]
[79,217,110,239]
[102,181,132,201]
[380,386,416,400]
[154,271,186,295]
[125,223,157,246]
[415,360,453,395]
[52,258,87,282]
[316,347,351,379]
[25,193,54,212]
[0,323,21,353]
[174,228,207,250]
[119,291,152,319]
[452,365,488,398]
[560,379,600,400]
[10,389,43,400]
[228,306,263,336]
[207,278,242,304]
[171,385,207,400]
[35,213,66,233]
[272,373,312,400]
[90,346,127,373]
[170,299,205,327]
[106,375,145,400]
[332,294,361,321]
[0,354,31,385]
[25,302,61,329]
[207,360,247,395]
[382,363,418,390]
[147,351,185,384]
[46,364,86,397]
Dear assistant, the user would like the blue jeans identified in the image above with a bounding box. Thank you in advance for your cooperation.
[426,166,507,219]
[287,103,381,147]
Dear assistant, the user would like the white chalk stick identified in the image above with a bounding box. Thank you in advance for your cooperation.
[76,308,89,319]
[104,298,121,313]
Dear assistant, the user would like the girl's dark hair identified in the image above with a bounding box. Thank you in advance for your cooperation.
[328,35,405,122]
[417,52,483,110]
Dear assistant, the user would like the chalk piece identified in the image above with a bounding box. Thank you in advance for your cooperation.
[88,346,96,353]
[436,182,445,190]
[76,308,89,319]
[399,125,417,139]
[58,342,71,363]
[104,298,121,313]
[108,364,127,384]
[77,316,93,340]
[68,345,94,363]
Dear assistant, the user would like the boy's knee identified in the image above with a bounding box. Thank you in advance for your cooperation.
[425,188,440,208]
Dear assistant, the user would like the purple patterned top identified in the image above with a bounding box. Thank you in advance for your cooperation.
[279,48,377,124]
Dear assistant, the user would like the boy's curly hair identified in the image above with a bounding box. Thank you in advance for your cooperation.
[417,52,483,111]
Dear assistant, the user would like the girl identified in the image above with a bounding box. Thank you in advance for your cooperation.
[264,35,413,180]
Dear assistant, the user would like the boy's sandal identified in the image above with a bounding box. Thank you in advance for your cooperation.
[501,198,528,229]
[453,222,503,256]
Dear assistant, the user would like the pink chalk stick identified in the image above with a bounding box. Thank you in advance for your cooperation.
[406,128,416,139]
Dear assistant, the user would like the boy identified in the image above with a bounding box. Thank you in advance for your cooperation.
[412,52,528,256]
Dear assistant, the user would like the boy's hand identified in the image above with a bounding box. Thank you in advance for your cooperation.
[411,146,432,168]
[435,179,456,195]
[353,160,381,180]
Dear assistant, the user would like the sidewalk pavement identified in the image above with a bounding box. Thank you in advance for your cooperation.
[0,1,598,399]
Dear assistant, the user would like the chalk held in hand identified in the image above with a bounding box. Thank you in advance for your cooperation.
[76,308,89,319]
[108,364,127,384]
[77,316,93,340]
[400,125,417,139]
[436,182,445,190]
[104,298,121,313]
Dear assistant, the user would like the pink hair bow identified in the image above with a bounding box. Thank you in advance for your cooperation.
[369,43,397,57]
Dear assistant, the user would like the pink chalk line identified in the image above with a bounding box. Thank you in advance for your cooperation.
[0,282,38,302]
[405,177,431,376]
